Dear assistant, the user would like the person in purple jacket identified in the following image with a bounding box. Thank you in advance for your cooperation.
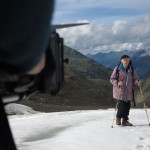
[110,55,141,126]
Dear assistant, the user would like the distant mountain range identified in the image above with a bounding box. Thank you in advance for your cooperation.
[87,49,150,79]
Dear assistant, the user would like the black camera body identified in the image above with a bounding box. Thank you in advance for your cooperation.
[0,31,65,104]
[38,31,65,94]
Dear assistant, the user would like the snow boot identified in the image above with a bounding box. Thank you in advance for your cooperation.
[122,119,133,126]
[116,118,121,125]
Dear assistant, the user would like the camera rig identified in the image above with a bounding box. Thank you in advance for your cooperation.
[0,23,88,104]
[0,23,89,150]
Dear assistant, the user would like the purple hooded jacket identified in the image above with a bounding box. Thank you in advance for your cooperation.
[110,65,140,101]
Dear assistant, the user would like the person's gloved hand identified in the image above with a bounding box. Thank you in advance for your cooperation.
[118,81,123,87]
[136,80,142,87]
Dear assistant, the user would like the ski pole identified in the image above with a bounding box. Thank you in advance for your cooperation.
[139,86,150,126]
[111,101,118,128]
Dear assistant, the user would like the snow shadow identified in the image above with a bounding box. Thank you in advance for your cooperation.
[24,125,71,142]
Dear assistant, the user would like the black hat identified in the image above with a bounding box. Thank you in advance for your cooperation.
[121,55,130,60]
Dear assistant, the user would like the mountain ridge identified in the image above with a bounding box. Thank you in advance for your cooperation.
[87,49,150,79]
[64,45,112,80]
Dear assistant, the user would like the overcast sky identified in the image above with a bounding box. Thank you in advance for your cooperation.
[52,0,150,54]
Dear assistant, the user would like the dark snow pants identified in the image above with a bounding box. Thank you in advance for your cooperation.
[116,100,131,120]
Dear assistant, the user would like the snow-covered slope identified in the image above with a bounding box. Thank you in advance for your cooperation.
[7,104,150,150]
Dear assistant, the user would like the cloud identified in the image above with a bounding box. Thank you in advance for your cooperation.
[57,16,150,54]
